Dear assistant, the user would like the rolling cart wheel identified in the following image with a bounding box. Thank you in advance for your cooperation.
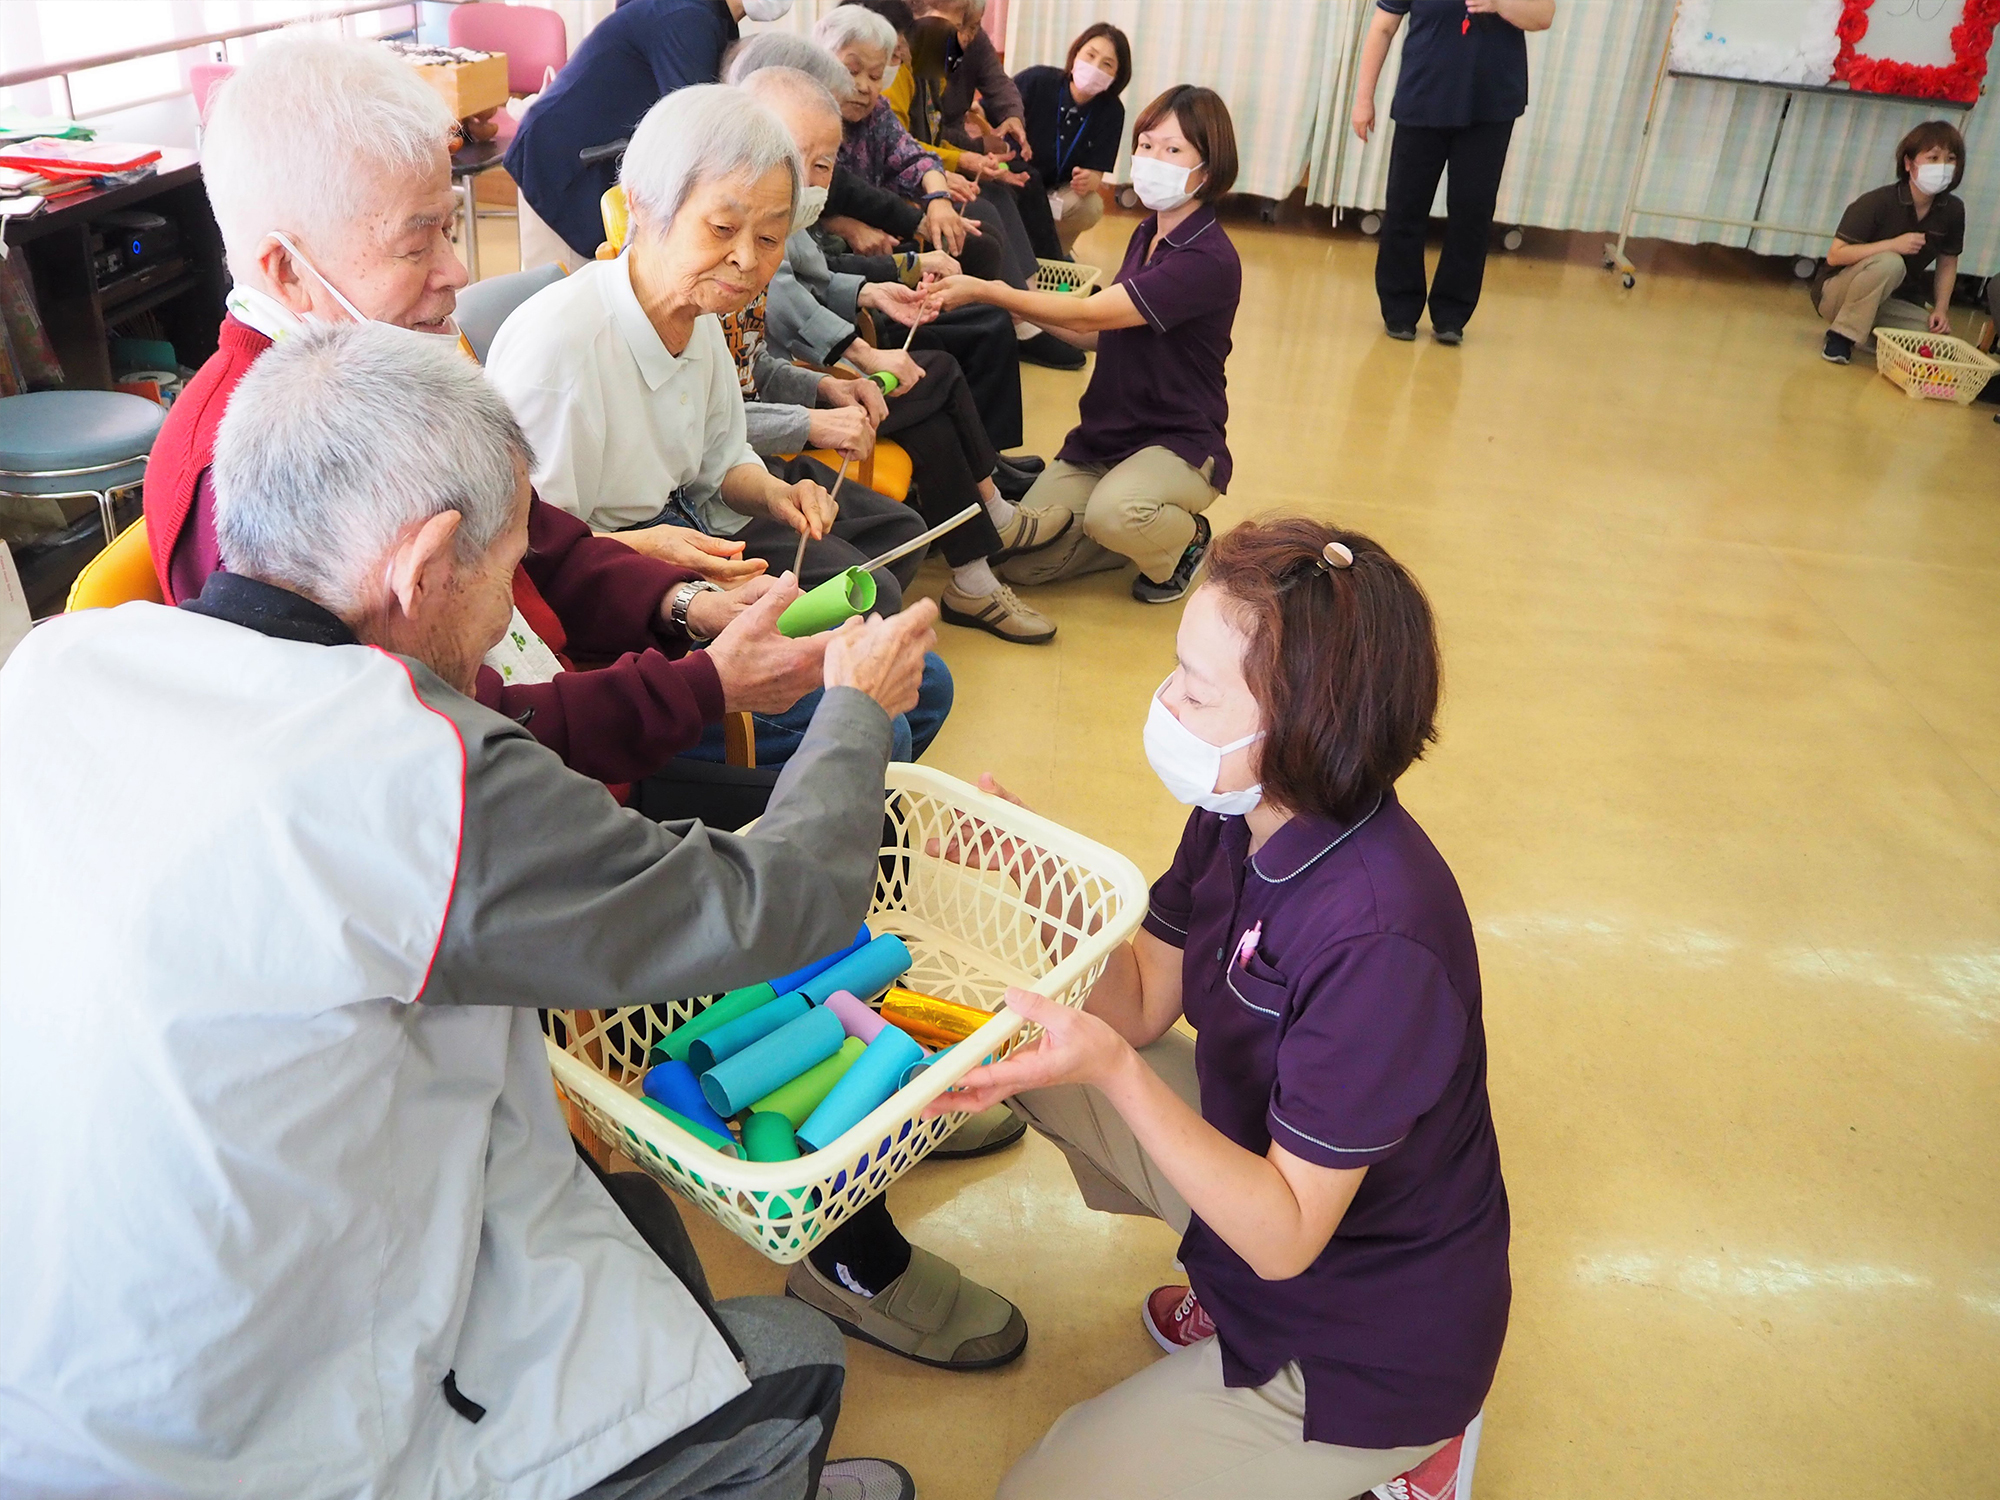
[1793,257,1817,280]
[1117,186,1141,210]
[1621,273,1636,289]
[1360,212,1382,236]
[1502,226,1524,251]
[1257,199,1279,225]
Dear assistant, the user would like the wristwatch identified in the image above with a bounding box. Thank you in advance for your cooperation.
[669,579,722,641]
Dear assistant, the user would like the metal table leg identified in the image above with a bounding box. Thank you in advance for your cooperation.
[460,174,480,281]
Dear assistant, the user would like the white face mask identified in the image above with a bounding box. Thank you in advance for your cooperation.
[1070,59,1114,99]
[1143,679,1263,816]
[267,231,465,354]
[882,61,902,90]
[795,182,829,230]
[741,0,794,20]
[1914,161,1955,195]
[1129,154,1199,212]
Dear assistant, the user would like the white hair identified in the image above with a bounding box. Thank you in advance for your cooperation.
[620,83,800,233]
[202,33,454,283]
[813,7,896,58]
[726,32,855,101]
[738,66,844,133]
[213,324,531,614]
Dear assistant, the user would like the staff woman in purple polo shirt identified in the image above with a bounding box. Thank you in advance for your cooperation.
[931,85,1241,607]
[928,516,1509,1500]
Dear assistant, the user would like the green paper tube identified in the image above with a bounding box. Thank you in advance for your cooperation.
[687,992,812,1073]
[797,1023,926,1153]
[700,1004,846,1117]
[656,982,777,1064]
[751,1035,865,1126]
[869,370,900,394]
[642,1097,740,1157]
[778,568,877,638]
[742,1110,802,1162]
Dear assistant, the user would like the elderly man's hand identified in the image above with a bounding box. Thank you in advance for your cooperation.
[917,249,961,278]
[679,572,782,640]
[860,279,939,328]
[923,201,974,256]
[823,600,937,718]
[823,214,899,257]
[769,477,839,539]
[807,404,877,461]
[821,372,890,425]
[703,577,830,715]
[619,525,769,583]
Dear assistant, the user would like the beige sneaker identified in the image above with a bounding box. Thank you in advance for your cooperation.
[990,503,1073,563]
[938,580,1057,644]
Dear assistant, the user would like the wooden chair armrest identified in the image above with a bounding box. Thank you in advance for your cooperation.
[723,710,757,768]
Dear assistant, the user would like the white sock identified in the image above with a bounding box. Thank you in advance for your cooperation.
[1013,318,1038,341]
[984,492,1016,527]
[952,558,999,596]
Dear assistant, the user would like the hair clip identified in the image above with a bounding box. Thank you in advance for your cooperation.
[1316,541,1354,571]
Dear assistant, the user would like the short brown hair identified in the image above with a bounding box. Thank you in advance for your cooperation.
[1132,85,1238,203]
[1897,120,1964,192]
[1065,23,1133,98]
[1204,517,1440,822]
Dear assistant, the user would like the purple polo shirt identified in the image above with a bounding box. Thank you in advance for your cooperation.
[1059,205,1239,491]
[1142,792,1510,1449]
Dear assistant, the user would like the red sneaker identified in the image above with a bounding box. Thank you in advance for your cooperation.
[1372,1411,1483,1500]
[1142,1284,1215,1353]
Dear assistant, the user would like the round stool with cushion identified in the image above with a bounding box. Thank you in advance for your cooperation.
[0,389,167,549]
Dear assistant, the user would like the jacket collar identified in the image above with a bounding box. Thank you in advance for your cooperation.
[1248,792,1388,884]
[604,252,680,391]
[180,571,356,648]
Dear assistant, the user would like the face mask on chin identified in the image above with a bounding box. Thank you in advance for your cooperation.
[795,182,829,230]
[741,0,794,21]
[1913,161,1955,195]
[882,61,902,90]
[1142,679,1264,816]
[1070,60,1114,99]
[1129,154,1200,213]
[260,230,465,355]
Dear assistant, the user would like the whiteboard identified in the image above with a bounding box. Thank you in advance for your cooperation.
[1669,0,1844,86]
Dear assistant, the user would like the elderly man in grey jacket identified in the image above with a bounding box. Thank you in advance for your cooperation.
[0,323,930,1500]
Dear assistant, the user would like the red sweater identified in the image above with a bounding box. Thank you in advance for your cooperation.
[145,318,726,784]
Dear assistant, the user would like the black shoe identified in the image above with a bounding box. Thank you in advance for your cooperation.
[1385,323,1417,341]
[1132,513,1211,604]
[1018,331,1086,370]
[1001,452,1045,474]
[1433,326,1463,346]
[991,458,1037,501]
[1822,330,1854,364]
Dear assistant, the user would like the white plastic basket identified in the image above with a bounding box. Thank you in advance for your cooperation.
[542,765,1149,1263]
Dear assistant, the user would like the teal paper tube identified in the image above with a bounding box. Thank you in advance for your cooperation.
[687,992,811,1073]
[655,982,776,1064]
[700,1005,847,1117]
[797,1023,925,1153]
[742,1110,802,1162]
[762,923,871,999]
[778,568,877,638]
[798,934,913,1006]
[642,1098,739,1157]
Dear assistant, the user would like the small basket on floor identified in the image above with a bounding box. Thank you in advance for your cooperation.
[1033,258,1102,298]
[543,765,1149,1264]
[1872,327,2000,405]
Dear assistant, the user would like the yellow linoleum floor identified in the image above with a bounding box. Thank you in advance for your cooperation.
[478,208,2000,1496]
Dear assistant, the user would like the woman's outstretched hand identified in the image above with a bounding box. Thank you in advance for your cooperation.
[929,273,991,313]
[921,988,1128,1116]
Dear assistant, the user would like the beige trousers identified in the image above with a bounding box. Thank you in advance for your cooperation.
[517,194,595,275]
[1051,186,1105,255]
[998,447,1217,587]
[1817,251,1930,346]
[1000,1033,1445,1500]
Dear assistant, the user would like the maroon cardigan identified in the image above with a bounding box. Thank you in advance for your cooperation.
[145,317,725,785]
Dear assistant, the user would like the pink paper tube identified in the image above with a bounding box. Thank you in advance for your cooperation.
[822,989,888,1045]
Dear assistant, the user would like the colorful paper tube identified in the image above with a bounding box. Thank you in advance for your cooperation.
[822,989,889,1045]
[751,1035,865,1126]
[879,987,995,1048]
[642,1097,739,1156]
[797,1023,926,1153]
[687,992,812,1073]
[641,1058,736,1139]
[778,567,877,638]
[699,1004,847,1117]
[762,924,871,1001]
[655,982,777,1064]
[742,1110,803,1162]
[797,934,913,1007]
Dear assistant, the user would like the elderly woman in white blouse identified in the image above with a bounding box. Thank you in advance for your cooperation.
[488,85,839,567]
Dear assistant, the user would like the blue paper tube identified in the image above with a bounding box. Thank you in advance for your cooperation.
[762,923,872,1000]
[797,1022,925,1153]
[797,934,913,1007]
[687,992,812,1073]
[642,1058,738,1139]
[700,1004,847,1117]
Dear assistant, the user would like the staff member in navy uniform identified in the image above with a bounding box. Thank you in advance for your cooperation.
[506,0,794,272]
[1353,0,1556,344]
[926,516,1510,1500]
[1013,23,1134,259]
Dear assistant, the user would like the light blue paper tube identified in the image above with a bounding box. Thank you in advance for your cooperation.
[763,924,871,999]
[700,1005,847,1117]
[642,1058,736,1139]
[797,934,913,1007]
[797,1022,925,1152]
[688,992,812,1073]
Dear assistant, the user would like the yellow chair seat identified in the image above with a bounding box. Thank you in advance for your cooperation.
[66,517,162,611]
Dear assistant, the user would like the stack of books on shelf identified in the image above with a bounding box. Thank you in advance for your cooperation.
[0,139,162,221]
